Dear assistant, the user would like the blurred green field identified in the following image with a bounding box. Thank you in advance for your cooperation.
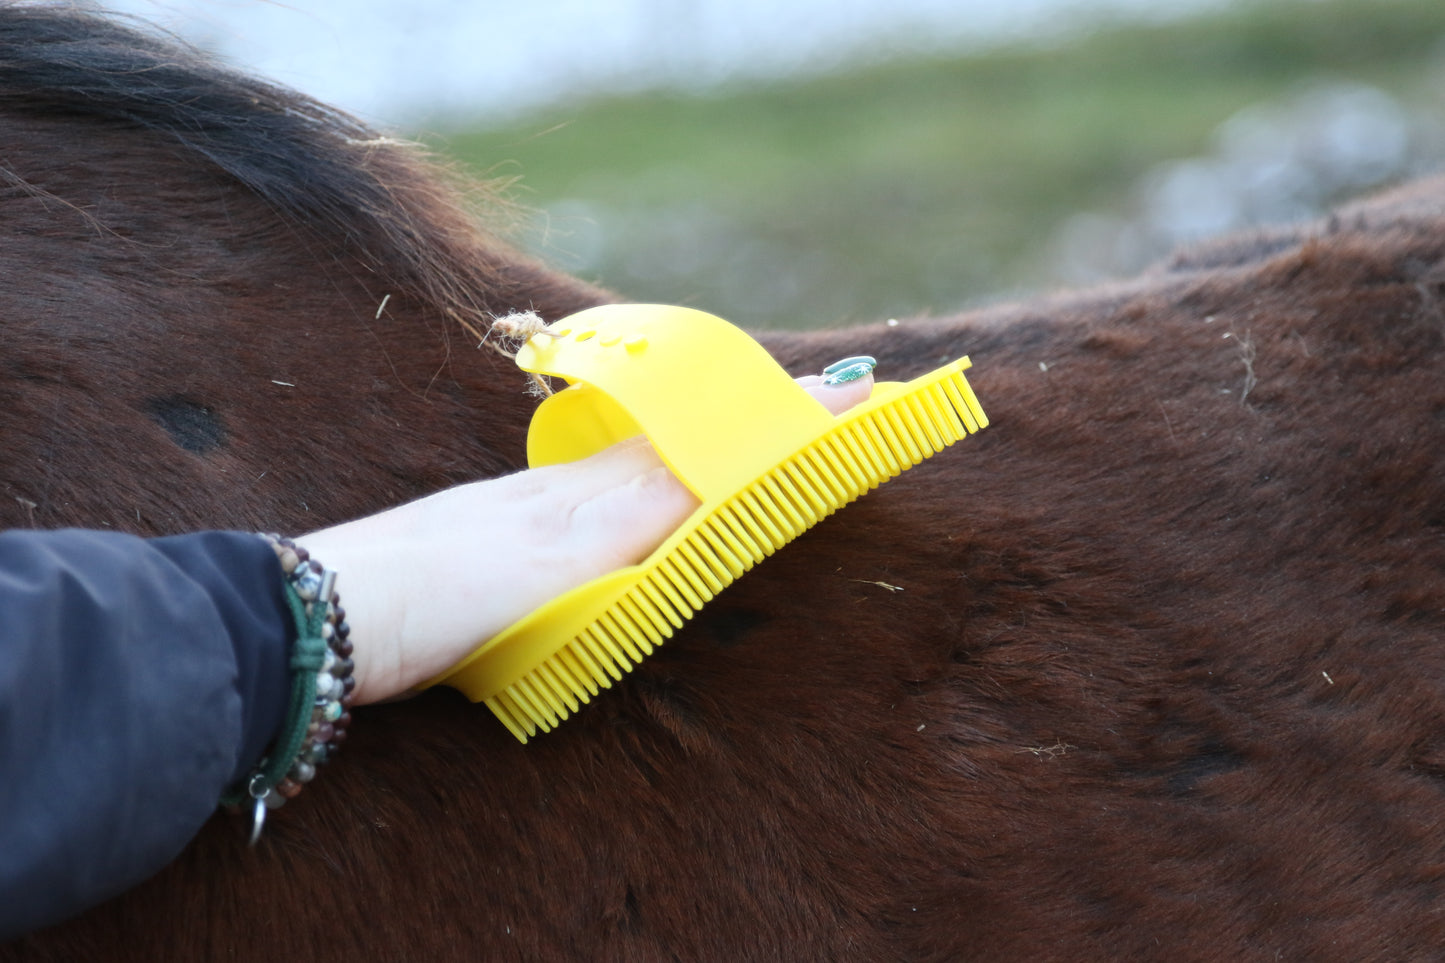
[428,0,1445,329]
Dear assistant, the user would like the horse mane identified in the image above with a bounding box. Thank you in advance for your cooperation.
[0,1,555,340]
[0,2,607,539]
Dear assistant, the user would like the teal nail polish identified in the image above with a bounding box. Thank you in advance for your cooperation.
[823,355,876,375]
[822,360,874,385]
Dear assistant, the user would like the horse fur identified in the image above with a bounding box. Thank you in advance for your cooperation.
[3,5,1445,960]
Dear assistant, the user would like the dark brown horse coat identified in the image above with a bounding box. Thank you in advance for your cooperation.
[3,5,1445,960]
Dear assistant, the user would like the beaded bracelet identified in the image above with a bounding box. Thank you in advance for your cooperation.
[221,535,354,845]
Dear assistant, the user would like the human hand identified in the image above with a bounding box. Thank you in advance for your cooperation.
[300,366,876,704]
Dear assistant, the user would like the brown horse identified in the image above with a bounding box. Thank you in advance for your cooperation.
[4,4,1445,960]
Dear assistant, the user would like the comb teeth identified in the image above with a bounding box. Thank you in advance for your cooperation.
[483,366,987,742]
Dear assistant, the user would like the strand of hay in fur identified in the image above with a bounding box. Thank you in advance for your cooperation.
[482,310,557,397]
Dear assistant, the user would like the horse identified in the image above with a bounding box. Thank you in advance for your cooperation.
[3,4,1445,960]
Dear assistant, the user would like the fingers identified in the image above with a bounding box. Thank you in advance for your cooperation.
[544,433,665,492]
[562,356,878,568]
[567,463,702,570]
[797,370,875,415]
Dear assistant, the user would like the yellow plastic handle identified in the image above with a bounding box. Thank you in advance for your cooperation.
[517,304,834,500]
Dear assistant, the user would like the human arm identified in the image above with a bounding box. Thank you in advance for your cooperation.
[0,529,292,939]
[0,366,873,937]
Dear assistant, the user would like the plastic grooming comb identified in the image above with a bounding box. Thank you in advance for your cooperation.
[429,304,988,741]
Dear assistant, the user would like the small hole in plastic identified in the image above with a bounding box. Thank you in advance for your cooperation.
[576,329,597,342]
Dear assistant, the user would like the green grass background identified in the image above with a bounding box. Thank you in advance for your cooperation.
[427,0,1445,329]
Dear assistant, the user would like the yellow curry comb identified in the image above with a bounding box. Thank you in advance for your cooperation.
[429,304,987,741]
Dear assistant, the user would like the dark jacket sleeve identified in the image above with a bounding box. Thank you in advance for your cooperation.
[0,529,292,940]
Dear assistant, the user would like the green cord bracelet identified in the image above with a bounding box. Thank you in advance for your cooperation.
[221,536,355,845]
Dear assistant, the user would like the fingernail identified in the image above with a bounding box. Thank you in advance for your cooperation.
[823,355,876,375]
[822,360,875,385]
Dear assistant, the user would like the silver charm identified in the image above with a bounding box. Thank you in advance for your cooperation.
[247,773,270,847]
